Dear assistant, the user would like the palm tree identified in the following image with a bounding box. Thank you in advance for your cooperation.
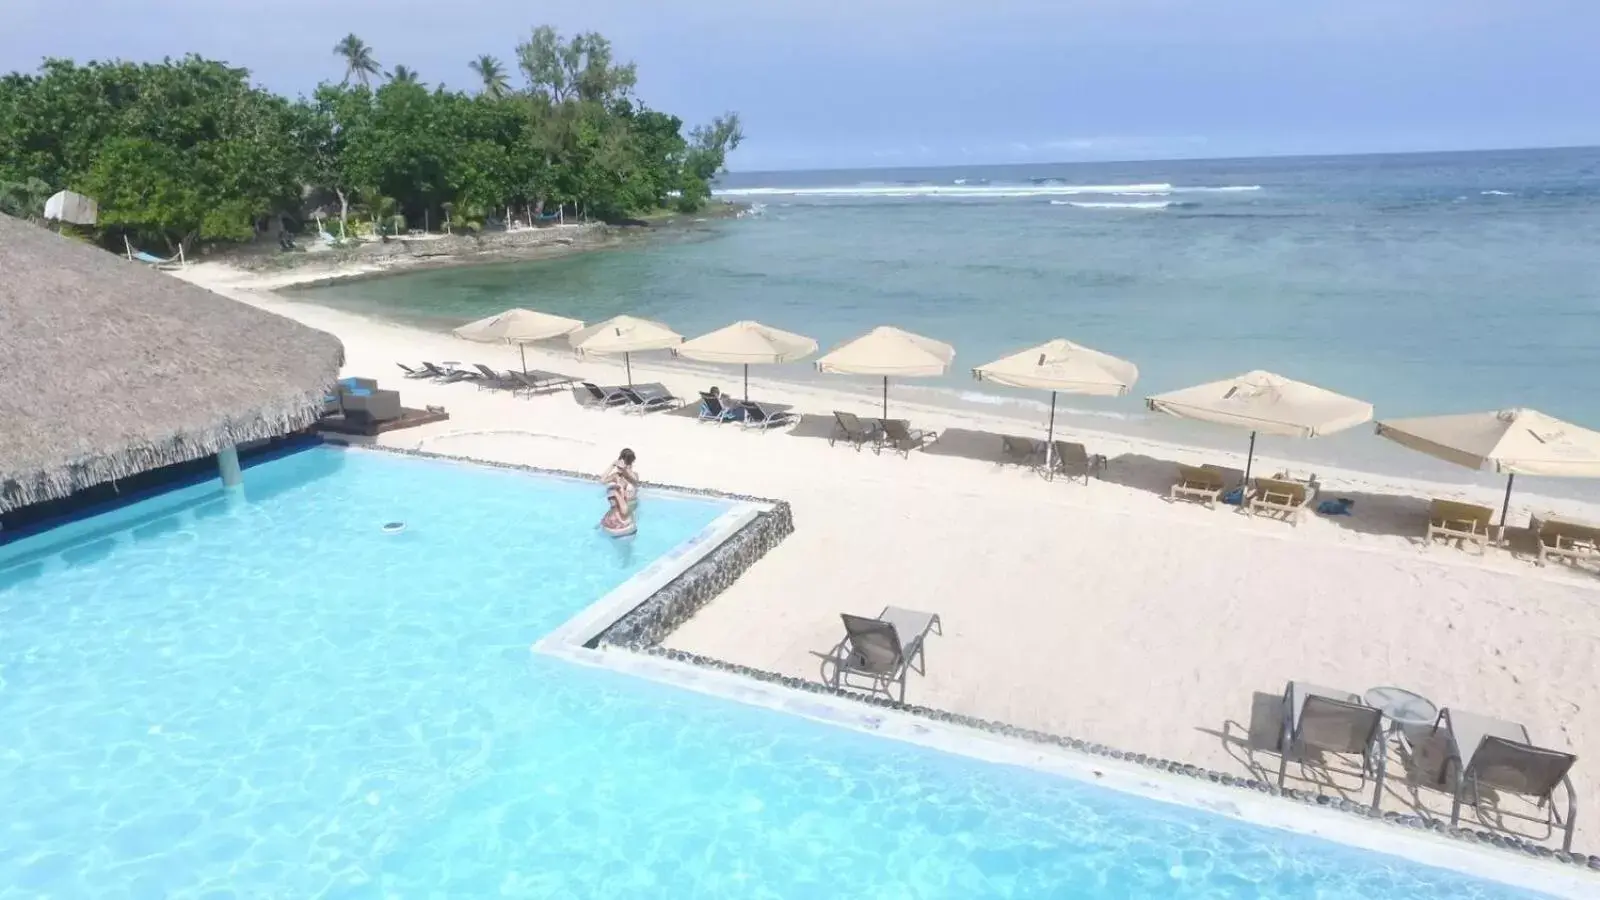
[469,55,510,99]
[334,34,381,87]
[388,65,421,86]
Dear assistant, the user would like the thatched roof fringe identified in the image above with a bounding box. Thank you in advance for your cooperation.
[0,384,337,513]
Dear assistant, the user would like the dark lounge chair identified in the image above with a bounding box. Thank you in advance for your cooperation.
[472,363,521,391]
[738,400,795,430]
[830,606,942,702]
[1001,435,1044,467]
[420,362,473,383]
[517,370,578,393]
[698,392,737,423]
[829,411,881,450]
[1048,441,1104,484]
[1275,681,1388,811]
[619,383,684,414]
[876,418,936,457]
[578,381,632,409]
[1432,708,1578,851]
[396,362,432,379]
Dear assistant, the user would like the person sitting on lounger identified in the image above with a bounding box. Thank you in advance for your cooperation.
[706,386,744,421]
[600,448,639,534]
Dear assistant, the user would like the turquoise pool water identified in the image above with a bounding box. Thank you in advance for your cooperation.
[0,447,1555,898]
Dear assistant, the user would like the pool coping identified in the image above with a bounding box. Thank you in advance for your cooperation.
[332,441,1600,895]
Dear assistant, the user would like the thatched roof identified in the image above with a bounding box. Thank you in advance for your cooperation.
[0,214,344,512]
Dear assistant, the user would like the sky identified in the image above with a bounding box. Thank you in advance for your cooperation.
[4,1,1597,172]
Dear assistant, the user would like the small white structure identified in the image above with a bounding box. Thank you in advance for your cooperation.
[43,190,98,226]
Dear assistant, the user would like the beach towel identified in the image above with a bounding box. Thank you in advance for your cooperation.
[1317,498,1354,516]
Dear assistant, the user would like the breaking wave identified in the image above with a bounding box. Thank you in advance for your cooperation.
[1050,200,1189,210]
[714,181,1259,201]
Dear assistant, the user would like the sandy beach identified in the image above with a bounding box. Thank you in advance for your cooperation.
[180,262,1600,851]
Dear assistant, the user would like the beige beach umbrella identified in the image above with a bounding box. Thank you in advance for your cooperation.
[1376,408,1600,527]
[454,307,584,373]
[816,326,955,418]
[569,314,683,385]
[1146,370,1373,483]
[973,338,1139,466]
[675,320,818,400]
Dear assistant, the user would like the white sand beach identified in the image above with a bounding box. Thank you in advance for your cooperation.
[181,263,1600,850]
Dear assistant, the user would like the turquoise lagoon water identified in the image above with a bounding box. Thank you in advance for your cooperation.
[293,147,1600,498]
[0,447,1558,898]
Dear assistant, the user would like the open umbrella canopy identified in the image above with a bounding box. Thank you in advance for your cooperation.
[972,339,1138,396]
[568,315,683,355]
[676,320,817,365]
[1146,370,1372,438]
[676,320,818,400]
[569,315,682,386]
[817,326,954,418]
[816,326,954,377]
[454,307,583,344]
[1376,408,1600,477]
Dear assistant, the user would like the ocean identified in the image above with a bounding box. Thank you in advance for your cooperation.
[291,147,1600,496]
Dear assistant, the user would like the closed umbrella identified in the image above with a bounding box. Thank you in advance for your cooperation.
[973,338,1138,467]
[569,315,683,386]
[1376,408,1600,527]
[674,320,818,400]
[816,326,955,418]
[454,307,584,372]
[1146,370,1372,484]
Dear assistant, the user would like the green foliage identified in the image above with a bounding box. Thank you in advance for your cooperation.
[0,27,742,250]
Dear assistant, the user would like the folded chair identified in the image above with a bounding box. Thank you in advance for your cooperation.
[829,411,882,451]
[876,419,936,457]
[1432,708,1578,851]
[1276,681,1388,810]
[832,607,942,702]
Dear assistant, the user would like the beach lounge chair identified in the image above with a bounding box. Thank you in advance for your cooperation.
[1170,464,1229,508]
[1431,708,1577,851]
[698,392,737,423]
[396,362,432,379]
[1001,435,1044,468]
[1532,512,1600,568]
[509,370,576,395]
[1248,477,1317,526]
[578,381,632,409]
[471,363,521,391]
[619,383,684,414]
[420,362,473,383]
[831,606,942,702]
[876,419,936,457]
[829,411,882,451]
[738,400,795,431]
[1276,681,1388,810]
[1427,499,1494,553]
[1048,441,1103,484]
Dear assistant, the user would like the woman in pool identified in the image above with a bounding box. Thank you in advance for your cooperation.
[600,448,639,535]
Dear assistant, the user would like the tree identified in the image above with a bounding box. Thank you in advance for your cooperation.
[0,176,51,219]
[334,34,380,87]
[469,55,509,99]
[389,65,421,86]
[678,113,743,211]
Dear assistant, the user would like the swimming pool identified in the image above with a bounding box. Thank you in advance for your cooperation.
[0,446,1566,898]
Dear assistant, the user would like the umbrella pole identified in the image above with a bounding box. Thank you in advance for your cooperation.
[1045,391,1057,474]
[1499,473,1516,529]
[519,343,527,374]
[882,376,889,419]
[625,352,633,387]
[1242,431,1258,486]
[744,363,750,402]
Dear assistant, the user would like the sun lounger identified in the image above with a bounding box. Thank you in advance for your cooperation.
[396,362,432,379]
[420,362,473,383]
[1531,512,1600,568]
[577,381,632,409]
[511,370,577,395]
[1431,708,1577,851]
[1427,499,1494,553]
[1276,681,1388,810]
[471,363,521,391]
[829,411,882,451]
[697,392,738,423]
[1248,477,1317,526]
[1170,463,1229,508]
[832,606,942,702]
[619,383,684,414]
[1048,441,1104,484]
[1001,435,1043,467]
[738,400,795,430]
[876,419,936,457]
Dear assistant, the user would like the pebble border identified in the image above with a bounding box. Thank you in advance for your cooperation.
[324,438,1597,873]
